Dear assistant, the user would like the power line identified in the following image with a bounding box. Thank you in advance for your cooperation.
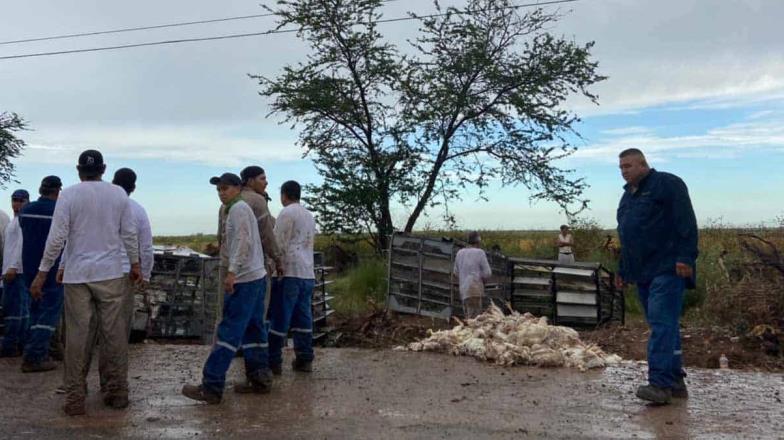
[0,0,579,61]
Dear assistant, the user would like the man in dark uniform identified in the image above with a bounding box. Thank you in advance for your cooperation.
[615,148,698,405]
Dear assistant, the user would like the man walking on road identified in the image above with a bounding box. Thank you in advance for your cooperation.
[1,189,30,357]
[19,177,64,373]
[615,148,698,405]
[268,180,317,374]
[30,150,141,416]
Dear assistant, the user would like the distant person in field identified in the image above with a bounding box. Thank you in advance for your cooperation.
[615,148,698,405]
[453,231,492,319]
[556,224,575,264]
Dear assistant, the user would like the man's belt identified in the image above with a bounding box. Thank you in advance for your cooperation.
[559,251,573,255]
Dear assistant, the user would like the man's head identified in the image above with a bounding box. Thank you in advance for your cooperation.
[11,189,29,214]
[112,168,137,195]
[280,180,301,207]
[467,231,481,246]
[618,148,650,186]
[240,165,268,195]
[39,175,62,200]
[77,149,106,181]
[209,173,242,205]
[560,224,570,234]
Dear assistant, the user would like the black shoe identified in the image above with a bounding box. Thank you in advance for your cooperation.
[103,394,129,409]
[292,358,313,373]
[234,370,273,394]
[21,360,57,373]
[270,364,282,376]
[636,384,672,405]
[672,376,688,399]
[181,384,221,404]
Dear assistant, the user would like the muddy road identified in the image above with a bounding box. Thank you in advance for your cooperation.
[0,345,782,439]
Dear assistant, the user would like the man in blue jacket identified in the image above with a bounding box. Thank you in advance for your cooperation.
[615,149,698,405]
[19,176,64,372]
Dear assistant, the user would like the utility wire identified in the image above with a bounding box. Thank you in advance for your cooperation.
[0,0,579,61]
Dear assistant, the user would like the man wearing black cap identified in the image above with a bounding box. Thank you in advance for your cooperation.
[182,173,272,404]
[30,150,141,416]
[1,189,30,357]
[19,176,63,372]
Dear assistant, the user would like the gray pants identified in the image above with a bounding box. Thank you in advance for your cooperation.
[558,252,575,264]
[463,296,484,319]
[64,277,133,405]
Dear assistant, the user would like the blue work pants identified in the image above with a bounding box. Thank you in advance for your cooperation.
[23,283,64,364]
[637,274,685,389]
[1,278,30,355]
[268,277,315,366]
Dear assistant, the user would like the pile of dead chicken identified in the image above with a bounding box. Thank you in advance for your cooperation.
[396,304,622,371]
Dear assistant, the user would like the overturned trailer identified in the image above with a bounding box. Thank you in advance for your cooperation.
[386,233,623,326]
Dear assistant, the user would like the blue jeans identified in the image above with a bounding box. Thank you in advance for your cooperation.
[23,283,64,364]
[268,277,315,366]
[1,278,31,355]
[202,277,269,396]
[637,274,685,389]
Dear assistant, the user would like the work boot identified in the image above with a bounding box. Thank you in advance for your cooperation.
[181,384,221,404]
[636,384,672,405]
[672,376,688,399]
[292,358,313,373]
[270,364,282,376]
[63,400,86,416]
[234,370,273,394]
[21,360,57,373]
[0,348,22,358]
[104,394,130,409]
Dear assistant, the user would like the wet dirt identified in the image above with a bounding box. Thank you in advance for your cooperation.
[0,345,782,439]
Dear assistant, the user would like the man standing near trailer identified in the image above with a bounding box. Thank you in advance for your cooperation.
[453,231,493,319]
[615,148,698,405]
[556,224,575,264]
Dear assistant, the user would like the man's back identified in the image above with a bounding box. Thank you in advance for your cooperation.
[275,203,315,280]
[453,248,492,299]
[19,198,58,286]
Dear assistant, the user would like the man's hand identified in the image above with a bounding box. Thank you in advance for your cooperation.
[614,274,625,290]
[275,259,284,278]
[56,268,64,284]
[30,271,47,300]
[224,272,236,294]
[129,263,142,285]
[4,268,17,283]
[675,262,693,279]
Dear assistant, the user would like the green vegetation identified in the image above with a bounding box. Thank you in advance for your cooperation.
[329,258,388,317]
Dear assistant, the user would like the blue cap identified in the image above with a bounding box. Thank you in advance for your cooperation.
[11,189,29,200]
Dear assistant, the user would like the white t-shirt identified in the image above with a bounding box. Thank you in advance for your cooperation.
[39,181,139,284]
[274,202,316,280]
[121,198,154,281]
[558,233,573,254]
[226,200,266,283]
[2,216,22,274]
[453,247,492,300]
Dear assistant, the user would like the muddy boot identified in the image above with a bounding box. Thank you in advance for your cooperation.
[104,393,130,409]
[636,384,672,405]
[234,370,273,394]
[181,384,221,404]
[292,358,313,373]
[63,400,86,416]
[21,360,57,373]
[672,376,688,399]
[270,364,282,376]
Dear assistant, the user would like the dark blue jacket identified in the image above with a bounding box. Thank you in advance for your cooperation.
[616,169,698,287]
[19,197,61,288]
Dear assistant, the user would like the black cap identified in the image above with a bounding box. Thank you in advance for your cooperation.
[40,175,62,190]
[209,173,242,187]
[11,189,29,200]
[77,149,104,172]
[240,166,265,183]
[112,168,137,194]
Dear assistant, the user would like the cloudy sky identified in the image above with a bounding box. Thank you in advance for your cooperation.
[1,0,782,234]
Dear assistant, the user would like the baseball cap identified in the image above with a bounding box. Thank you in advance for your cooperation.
[77,149,104,171]
[240,166,265,183]
[40,175,62,190]
[11,189,29,200]
[209,173,242,187]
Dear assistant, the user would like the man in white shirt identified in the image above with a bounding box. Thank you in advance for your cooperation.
[1,189,30,357]
[30,150,141,416]
[268,180,317,374]
[557,224,575,264]
[453,231,492,319]
[182,173,271,404]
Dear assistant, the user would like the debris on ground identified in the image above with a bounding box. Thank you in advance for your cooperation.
[396,304,622,371]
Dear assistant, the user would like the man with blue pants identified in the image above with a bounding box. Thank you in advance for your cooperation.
[20,176,64,373]
[269,180,316,374]
[1,189,30,357]
[182,173,272,404]
[616,148,698,405]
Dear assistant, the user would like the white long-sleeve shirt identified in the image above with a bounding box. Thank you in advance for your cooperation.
[274,202,316,280]
[226,200,266,283]
[453,247,492,300]
[0,209,10,256]
[39,181,139,284]
[2,217,22,274]
[121,198,154,281]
